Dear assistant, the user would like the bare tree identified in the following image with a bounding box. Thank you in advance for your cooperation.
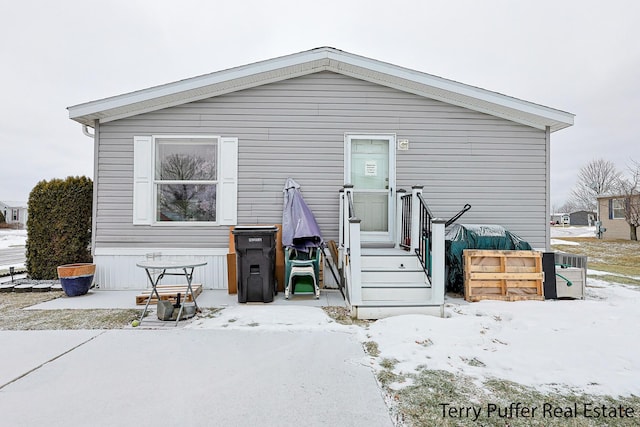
[616,160,640,241]
[569,159,620,212]
[558,200,578,214]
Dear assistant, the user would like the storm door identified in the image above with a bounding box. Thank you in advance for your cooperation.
[345,134,396,243]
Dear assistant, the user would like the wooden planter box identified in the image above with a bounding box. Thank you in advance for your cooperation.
[463,250,544,302]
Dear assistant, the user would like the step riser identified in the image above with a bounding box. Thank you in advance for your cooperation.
[361,255,421,270]
[362,287,432,302]
[361,270,426,283]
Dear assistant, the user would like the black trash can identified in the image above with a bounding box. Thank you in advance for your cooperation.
[232,226,278,303]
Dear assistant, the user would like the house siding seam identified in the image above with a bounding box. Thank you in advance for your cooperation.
[95,71,547,253]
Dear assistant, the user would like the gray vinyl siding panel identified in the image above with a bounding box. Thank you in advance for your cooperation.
[95,71,547,249]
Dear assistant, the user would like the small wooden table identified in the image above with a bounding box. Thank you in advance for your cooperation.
[136,260,207,326]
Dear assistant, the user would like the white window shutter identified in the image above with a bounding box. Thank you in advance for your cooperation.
[133,136,153,225]
[219,137,238,225]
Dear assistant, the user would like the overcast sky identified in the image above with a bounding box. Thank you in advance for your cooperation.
[1,0,639,210]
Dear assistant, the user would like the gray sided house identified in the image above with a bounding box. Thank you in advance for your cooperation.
[68,47,574,318]
[569,210,596,226]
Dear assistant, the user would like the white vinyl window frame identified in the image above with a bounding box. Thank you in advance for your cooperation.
[153,136,219,225]
[133,134,238,226]
[611,198,626,220]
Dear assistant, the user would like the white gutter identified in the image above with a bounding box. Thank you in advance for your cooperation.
[82,124,94,138]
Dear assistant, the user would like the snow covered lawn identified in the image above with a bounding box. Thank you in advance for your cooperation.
[0,228,26,250]
[364,279,639,396]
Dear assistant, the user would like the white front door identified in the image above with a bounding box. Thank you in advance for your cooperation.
[345,134,396,243]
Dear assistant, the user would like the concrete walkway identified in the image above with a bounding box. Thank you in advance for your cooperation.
[25,288,348,311]
[0,290,394,427]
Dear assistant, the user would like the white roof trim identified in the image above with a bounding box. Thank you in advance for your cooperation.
[68,47,574,132]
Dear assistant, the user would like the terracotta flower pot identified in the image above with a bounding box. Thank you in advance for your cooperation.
[57,263,96,297]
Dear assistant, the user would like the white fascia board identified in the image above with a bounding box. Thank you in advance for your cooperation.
[68,49,332,122]
[68,47,574,131]
[325,49,575,130]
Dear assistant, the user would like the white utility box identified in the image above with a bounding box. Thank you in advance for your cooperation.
[555,267,585,299]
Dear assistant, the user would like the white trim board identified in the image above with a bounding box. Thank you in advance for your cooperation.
[68,47,574,132]
[94,248,230,256]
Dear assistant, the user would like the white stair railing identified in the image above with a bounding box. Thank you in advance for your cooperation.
[339,184,363,308]
[411,185,423,254]
[431,219,446,305]
[348,217,362,306]
[341,183,446,315]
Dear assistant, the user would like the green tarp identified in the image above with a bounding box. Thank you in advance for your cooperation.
[445,224,532,293]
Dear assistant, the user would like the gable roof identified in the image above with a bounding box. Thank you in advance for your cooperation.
[0,201,27,208]
[68,47,574,132]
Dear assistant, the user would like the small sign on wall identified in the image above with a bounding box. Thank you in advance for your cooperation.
[397,139,409,150]
[365,160,378,176]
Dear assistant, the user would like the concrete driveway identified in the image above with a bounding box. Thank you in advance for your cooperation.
[0,326,393,426]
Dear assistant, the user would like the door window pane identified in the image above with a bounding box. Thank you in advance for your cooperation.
[351,139,389,190]
[350,138,390,233]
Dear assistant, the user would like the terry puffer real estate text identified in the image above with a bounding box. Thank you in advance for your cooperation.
[439,402,635,422]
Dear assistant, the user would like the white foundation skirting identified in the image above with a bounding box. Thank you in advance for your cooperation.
[92,248,229,290]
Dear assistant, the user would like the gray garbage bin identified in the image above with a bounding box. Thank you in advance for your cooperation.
[232,226,278,303]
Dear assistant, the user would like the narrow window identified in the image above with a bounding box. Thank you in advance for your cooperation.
[611,199,625,219]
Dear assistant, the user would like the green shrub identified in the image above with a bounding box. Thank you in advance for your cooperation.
[0,210,5,223]
[26,176,93,279]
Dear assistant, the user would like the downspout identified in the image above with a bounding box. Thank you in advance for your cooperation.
[545,125,551,251]
[80,122,99,261]
[82,124,94,138]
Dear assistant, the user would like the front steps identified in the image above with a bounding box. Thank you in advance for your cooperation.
[351,247,443,319]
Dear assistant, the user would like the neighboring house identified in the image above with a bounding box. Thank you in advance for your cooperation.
[569,210,596,226]
[550,213,570,225]
[598,195,639,239]
[0,201,28,229]
[67,47,573,317]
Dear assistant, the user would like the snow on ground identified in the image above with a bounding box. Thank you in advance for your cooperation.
[0,229,27,271]
[0,229,26,249]
[550,238,579,246]
[364,279,640,397]
[550,225,595,246]
[187,305,352,333]
[550,225,596,239]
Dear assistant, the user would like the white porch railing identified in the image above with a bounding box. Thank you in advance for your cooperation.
[338,185,362,306]
[339,184,446,316]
